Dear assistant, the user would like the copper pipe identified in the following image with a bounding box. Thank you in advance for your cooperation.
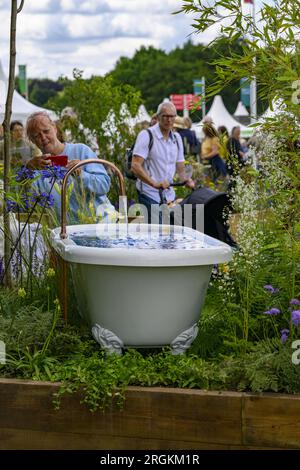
[59,159,126,323]
[61,258,68,324]
[60,159,126,239]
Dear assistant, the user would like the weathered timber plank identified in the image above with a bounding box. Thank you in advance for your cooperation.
[0,381,242,446]
[0,427,273,450]
[242,393,300,449]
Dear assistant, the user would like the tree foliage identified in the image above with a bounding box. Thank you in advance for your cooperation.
[109,39,246,115]
[178,0,300,112]
[27,78,66,107]
[27,39,266,117]
[48,70,142,203]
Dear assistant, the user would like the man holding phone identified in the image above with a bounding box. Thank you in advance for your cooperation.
[26,111,113,222]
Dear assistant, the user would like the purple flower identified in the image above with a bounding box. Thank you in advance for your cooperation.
[6,199,18,212]
[6,193,33,212]
[21,194,32,211]
[0,257,4,283]
[15,165,35,182]
[35,192,55,208]
[42,165,66,180]
[264,284,279,294]
[291,310,300,327]
[280,329,290,344]
[263,307,281,315]
[290,298,300,306]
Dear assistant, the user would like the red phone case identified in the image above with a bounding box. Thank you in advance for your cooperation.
[49,155,68,167]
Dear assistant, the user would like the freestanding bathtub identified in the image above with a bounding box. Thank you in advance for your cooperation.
[50,223,232,354]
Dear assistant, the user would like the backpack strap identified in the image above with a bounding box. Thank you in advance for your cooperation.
[140,128,154,194]
[173,131,180,150]
[146,128,153,152]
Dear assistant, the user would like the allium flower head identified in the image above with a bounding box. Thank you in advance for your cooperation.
[263,307,281,315]
[30,191,55,208]
[42,165,66,180]
[280,329,289,344]
[290,298,300,306]
[291,310,300,327]
[15,166,35,182]
[264,284,279,294]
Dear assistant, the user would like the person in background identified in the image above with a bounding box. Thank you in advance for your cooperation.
[173,116,200,158]
[25,111,112,222]
[240,138,249,156]
[0,120,41,165]
[202,116,213,125]
[131,102,194,222]
[218,126,229,161]
[227,126,245,176]
[134,120,150,133]
[201,123,227,182]
[150,114,158,127]
[55,120,67,143]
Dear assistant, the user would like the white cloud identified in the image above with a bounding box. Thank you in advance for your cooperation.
[0,0,203,79]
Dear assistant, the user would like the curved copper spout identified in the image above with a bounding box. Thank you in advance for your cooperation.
[60,159,126,239]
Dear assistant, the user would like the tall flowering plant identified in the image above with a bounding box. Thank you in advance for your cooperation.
[262,284,300,344]
[1,165,65,291]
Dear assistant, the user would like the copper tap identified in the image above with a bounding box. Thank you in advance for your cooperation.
[60,159,126,239]
[58,159,126,323]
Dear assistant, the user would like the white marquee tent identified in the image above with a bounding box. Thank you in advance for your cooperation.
[126,104,151,128]
[192,95,252,138]
[0,61,56,124]
[135,104,151,122]
[234,101,249,117]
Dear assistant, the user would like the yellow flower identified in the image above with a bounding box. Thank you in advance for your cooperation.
[53,298,61,312]
[18,288,26,298]
[46,268,56,278]
[221,263,230,274]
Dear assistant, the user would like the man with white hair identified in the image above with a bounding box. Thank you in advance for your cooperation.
[131,102,194,222]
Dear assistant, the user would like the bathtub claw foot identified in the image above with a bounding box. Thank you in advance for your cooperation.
[170,323,199,355]
[92,324,124,355]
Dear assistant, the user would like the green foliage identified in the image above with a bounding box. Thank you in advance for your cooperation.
[224,339,300,394]
[109,40,246,115]
[179,0,300,111]
[1,0,300,407]
[3,301,300,411]
[27,78,66,107]
[47,71,142,204]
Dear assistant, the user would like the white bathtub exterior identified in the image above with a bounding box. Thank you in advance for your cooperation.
[50,224,232,348]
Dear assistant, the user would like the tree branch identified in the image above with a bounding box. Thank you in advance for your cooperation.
[17,0,25,14]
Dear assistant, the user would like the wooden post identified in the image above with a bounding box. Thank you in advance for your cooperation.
[2,0,25,286]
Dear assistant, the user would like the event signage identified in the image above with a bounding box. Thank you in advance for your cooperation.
[18,65,28,99]
[240,78,250,108]
[170,94,201,111]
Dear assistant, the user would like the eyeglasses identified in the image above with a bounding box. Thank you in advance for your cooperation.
[160,114,176,119]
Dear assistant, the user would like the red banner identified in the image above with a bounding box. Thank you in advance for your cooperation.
[170,94,201,111]
[170,94,184,110]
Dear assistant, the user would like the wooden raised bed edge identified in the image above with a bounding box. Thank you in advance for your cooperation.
[0,378,300,450]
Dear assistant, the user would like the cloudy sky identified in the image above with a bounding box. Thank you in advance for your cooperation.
[0,0,215,80]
